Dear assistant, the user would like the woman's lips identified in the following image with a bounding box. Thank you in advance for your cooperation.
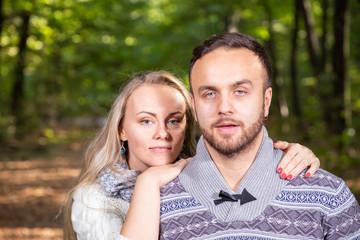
[149,146,172,152]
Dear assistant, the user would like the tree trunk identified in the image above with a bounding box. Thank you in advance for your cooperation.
[262,0,289,133]
[0,0,4,89]
[11,11,30,130]
[299,0,321,72]
[332,0,349,133]
[226,9,241,33]
[0,0,4,122]
[290,0,302,120]
[0,0,3,50]
[299,0,334,132]
[0,0,3,48]
[320,0,328,72]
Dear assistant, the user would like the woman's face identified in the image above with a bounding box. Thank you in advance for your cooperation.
[120,84,187,171]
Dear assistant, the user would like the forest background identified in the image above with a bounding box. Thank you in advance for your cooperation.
[0,0,359,239]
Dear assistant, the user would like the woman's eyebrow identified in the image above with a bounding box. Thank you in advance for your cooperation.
[137,111,184,117]
[137,111,156,117]
[168,111,185,117]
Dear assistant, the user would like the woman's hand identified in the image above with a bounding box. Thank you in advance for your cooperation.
[120,158,191,240]
[274,141,320,180]
[140,157,192,188]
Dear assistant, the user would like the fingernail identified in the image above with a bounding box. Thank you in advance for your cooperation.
[277,168,283,174]
[281,173,287,179]
[287,174,293,180]
[306,172,311,178]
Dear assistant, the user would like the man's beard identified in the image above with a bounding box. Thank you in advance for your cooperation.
[200,110,265,158]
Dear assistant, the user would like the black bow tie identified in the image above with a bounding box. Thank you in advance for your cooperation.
[214,188,256,206]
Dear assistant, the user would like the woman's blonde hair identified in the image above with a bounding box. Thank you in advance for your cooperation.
[63,71,196,239]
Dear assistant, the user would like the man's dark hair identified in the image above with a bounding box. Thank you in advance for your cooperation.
[189,32,272,92]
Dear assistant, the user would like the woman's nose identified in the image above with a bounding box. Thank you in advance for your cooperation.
[154,124,170,140]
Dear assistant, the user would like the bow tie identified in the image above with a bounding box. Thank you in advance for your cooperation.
[214,188,256,206]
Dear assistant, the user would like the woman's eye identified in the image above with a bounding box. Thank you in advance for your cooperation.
[168,119,180,125]
[140,120,153,125]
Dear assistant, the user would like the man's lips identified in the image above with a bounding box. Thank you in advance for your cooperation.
[213,121,240,134]
[215,122,239,128]
[216,123,238,128]
[212,118,243,128]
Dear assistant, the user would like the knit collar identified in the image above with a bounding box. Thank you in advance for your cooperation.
[179,127,288,222]
[98,161,141,202]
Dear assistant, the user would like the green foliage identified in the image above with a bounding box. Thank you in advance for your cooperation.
[0,0,359,171]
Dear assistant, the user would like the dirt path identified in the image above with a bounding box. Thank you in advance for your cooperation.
[0,143,82,240]
[0,141,359,239]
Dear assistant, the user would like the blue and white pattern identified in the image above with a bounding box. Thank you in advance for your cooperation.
[160,194,203,220]
[98,161,140,202]
[160,177,360,240]
[274,178,354,212]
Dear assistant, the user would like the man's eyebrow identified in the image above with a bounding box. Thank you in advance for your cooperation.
[197,79,252,94]
[234,79,253,86]
[198,85,217,94]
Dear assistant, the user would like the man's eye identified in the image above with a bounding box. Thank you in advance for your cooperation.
[235,90,245,95]
[205,92,216,98]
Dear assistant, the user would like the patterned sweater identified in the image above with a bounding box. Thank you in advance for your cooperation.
[159,129,360,239]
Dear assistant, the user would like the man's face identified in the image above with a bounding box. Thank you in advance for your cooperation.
[190,47,272,157]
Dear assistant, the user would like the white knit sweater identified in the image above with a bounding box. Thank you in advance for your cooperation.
[71,183,130,240]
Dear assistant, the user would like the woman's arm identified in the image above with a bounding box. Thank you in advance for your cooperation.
[120,158,191,240]
[274,141,320,180]
[71,184,130,240]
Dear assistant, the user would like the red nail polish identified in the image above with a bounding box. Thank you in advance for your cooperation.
[306,172,311,178]
[281,173,287,179]
[287,174,293,180]
[277,168,283,174]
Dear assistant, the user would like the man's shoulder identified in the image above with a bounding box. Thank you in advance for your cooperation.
[276,168,358,214]
[160,177,187,196]
[287,168,344,191]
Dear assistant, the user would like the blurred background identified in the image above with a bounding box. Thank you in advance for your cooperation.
[0,0,359,239]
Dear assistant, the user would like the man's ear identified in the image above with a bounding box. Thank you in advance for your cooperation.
[264,87,272,118]
[190,94,198,122]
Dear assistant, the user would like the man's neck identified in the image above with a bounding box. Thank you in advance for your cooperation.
[205,130,264,191]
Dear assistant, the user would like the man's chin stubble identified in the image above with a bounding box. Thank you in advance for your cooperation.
[200,121,264,158]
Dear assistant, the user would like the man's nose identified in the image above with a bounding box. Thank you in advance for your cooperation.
[217,94,234,116]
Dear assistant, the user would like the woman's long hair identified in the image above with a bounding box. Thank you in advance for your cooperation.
[62,71,196,240]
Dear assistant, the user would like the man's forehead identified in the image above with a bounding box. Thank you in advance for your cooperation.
[190,48,266,89]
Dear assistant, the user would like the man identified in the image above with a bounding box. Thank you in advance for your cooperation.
[159,32,360,239]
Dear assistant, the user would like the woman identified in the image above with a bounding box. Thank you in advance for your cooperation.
[64,71,319,240]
